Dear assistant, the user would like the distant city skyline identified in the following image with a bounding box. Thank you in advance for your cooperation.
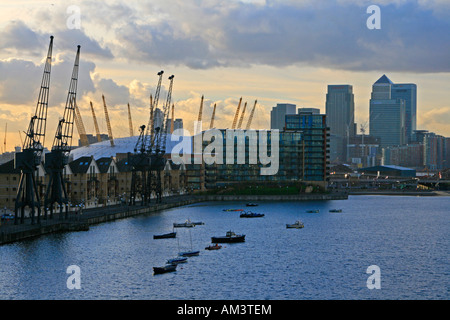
[0,0,449,150]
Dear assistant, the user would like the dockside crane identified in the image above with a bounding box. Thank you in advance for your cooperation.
[129,71,164,206]
[102,95,115,147]
[14,36,53,225]
[231,97,242,129]
[209,103,216,129]
[44,45,81,221]
[170,103,175,134]
[74,102,89,146]
[153,74,174,203]
[90,101,102,142]
[245,100,257,130]
[146,71,164,152]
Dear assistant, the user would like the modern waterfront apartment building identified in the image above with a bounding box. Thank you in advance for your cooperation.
[198,112,330,190]
[285,112,330,183]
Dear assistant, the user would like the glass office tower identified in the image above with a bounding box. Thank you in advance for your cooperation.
[369,75,406,148]
[391,83,417,143]
[325,85,355,162]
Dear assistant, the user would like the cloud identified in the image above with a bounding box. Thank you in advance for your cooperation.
[0,20,46,56]
[101,0,450,72]
[2,0,449,73]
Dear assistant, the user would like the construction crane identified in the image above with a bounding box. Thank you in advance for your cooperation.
[90,101,102,142]
[102,94,114,147]
[209,103,216,129]
[18,130,23,147]
[74,102,89,146]
[14,35,53,225]
[245,100,257,130]
[128,103,134,137]
[237,101,247,129]
[3,122,6,153]
[196,95,204,134]
[44,45,81,221]
[231,97,242,129]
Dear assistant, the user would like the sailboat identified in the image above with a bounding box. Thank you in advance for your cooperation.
[178,228,200,257]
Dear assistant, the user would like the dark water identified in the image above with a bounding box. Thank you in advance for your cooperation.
[0,195,448,300]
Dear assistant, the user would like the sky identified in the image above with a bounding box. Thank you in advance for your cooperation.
[0,0,449,151]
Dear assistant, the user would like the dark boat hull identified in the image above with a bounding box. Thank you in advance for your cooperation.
[153,265,177,274]
[153,232,176,239]
[179,251,200,257]
[211,235,245,243]
[240,213,264,218]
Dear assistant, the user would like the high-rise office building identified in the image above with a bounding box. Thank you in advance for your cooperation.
[325,85,355,163]
[369,75,406,148]
[391,83,417,143]
[270,103,296,130]
[325,85,355,137]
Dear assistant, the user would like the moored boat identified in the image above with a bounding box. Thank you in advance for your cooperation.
[211,231,245,243]
[205,244,222,250]
[329,209,342,213]
[153,232,176,239]
[286,221,304,229]
[153,264,177,274]
[179,250,200,257]
[167,257,188,265]
[246,203,258,207]
[306,209,319,213]
[240,211,264,218]
[173,219,195,228]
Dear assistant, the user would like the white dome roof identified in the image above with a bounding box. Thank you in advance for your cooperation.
[69,134,192,160]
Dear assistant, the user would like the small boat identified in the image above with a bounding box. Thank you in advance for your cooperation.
[240,211,264,218]
[246,203,258,207]
[329,209,342,213]
[173,219,195,228]
[167,257,188,265]
[286,221,304,229]
[179,250,200,257]
[306,209,319,213]
[153,264,177,274]
[205,244,222,250]
[178,228,199,257]
[153,232,176,239]
[211,231,245,243]
[223,209,244,212]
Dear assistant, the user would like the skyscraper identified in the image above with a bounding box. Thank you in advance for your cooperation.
[270,103,296,131]
[325,85,355,162]
[325,85,355,137]
[369,75,406,148]
[391,83,417,143]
